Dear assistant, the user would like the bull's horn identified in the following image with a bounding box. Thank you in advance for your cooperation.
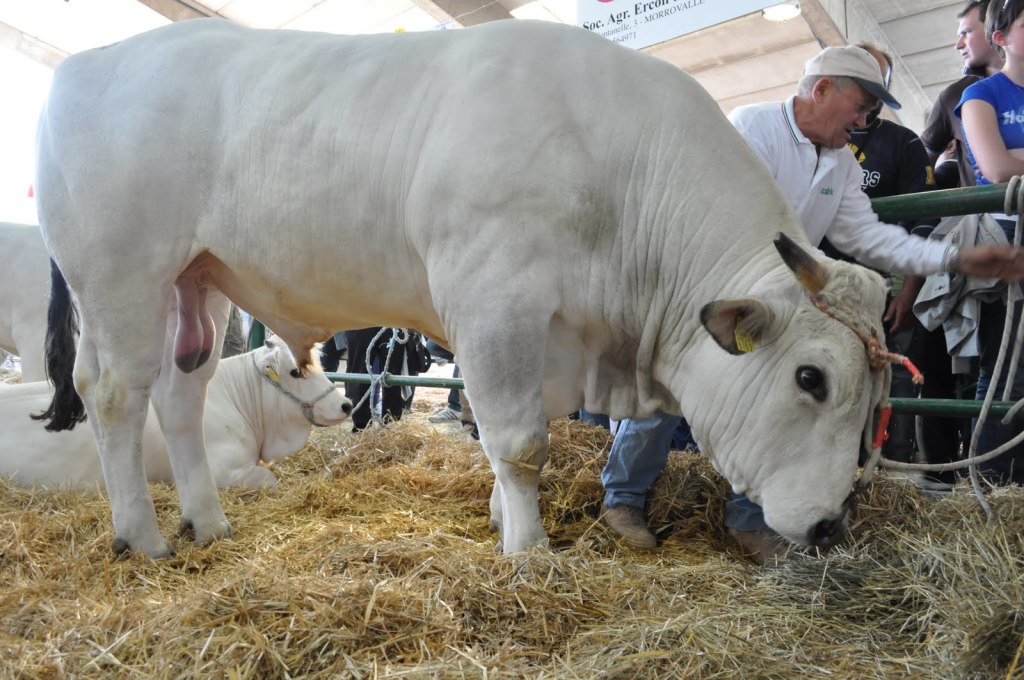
[774,232,827,295]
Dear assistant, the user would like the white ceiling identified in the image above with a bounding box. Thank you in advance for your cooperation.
[0,0,969,134]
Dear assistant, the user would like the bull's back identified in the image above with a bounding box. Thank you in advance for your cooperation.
[38,19,795,334]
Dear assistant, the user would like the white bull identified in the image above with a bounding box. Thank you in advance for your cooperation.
[0,222,50,381]
[35,18,890,558]
[0,337,351,489]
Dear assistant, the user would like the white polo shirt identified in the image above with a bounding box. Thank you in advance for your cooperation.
[728,96,946,276]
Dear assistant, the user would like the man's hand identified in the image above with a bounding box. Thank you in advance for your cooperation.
[957,245,1024,280]
[883,275,924,333]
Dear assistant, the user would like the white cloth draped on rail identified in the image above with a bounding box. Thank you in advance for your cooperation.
[913,212,1013,374]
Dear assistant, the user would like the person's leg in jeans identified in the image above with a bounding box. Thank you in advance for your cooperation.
[579,409,611,430]
[724,493,767,531]
[600,412,678,548]
[914,325,967,485]
[975,294,1024,484]
[448,365,462,412]
[881,326,917,464]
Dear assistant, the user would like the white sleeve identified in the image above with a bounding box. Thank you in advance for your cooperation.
[824,161,946,275]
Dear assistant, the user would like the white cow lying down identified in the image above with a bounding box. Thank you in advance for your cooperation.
[37,19,891,558]
[0,222,51,381]
[0,337,351,489]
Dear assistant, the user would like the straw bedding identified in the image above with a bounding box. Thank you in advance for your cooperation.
[1,404,1022,679]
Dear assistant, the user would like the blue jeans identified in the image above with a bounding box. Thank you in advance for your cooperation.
[975,282,1024,484]
[602,410,767,530]
[973,217,1024,485]
[601,411,678,508]
[579,409,611,430]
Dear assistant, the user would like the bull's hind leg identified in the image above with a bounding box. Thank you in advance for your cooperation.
[456,327,551,554]
[74,318,174,558]
[150,288,232,544]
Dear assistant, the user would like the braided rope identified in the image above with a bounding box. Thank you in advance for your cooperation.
[810,295,923,381]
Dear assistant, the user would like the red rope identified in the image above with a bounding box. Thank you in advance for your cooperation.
[873,404,892,450]
[811,295,925,383]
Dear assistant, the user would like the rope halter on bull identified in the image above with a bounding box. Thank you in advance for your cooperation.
[774,233,921,519]
[254,352,339,428]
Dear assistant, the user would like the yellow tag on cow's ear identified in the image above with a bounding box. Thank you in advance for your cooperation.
[735,330,756,353]
[265,364,281,383]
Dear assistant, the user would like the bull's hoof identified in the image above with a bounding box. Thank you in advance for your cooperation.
[181,516,234,546]
[111,535,175,559]
[501,535,550,555]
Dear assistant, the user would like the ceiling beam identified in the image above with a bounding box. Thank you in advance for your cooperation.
[0,20,66,69]
[799,0,844,47]
[409,0,513,28]
[135,0,213,22]
[799,0,932,133]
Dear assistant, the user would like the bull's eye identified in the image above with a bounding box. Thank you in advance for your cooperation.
[290,368,302,379]
[796,365,826,401]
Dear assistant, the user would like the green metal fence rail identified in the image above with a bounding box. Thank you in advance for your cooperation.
[245,182,1022,421]
[872,180,1015,222]
[322,370,1024,421]
[325,372,464,390]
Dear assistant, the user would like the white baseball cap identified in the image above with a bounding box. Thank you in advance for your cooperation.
[804,45,901,110]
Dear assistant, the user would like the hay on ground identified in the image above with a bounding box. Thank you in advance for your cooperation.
[1,410,1022,679]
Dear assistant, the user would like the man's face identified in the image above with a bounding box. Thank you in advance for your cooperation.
[956,7,996,69]
[820,78,876,148]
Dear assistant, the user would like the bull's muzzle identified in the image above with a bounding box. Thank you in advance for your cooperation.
[807,487,859,549]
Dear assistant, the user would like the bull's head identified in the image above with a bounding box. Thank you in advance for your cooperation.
[693,232,888,551]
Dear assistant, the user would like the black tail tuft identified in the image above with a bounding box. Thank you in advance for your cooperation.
[31,258,86,431]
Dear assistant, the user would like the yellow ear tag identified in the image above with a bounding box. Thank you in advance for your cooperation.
[735,330,756,353]
[265,365,281,383]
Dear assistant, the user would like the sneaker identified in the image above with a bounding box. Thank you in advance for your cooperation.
[602,504,657,550]
[727,526,798,565]
[428,406,462,423]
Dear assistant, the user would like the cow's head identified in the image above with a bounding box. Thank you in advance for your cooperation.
[254,337,352,462]
[691,233,888,550]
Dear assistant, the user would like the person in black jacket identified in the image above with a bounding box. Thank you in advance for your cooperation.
[921,1,1004,188]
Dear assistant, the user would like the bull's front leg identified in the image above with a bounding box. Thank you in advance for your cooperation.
[484,432,550,553]
[458,359,550,552]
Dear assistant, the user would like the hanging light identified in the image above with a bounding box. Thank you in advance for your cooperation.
[762,2,801,22]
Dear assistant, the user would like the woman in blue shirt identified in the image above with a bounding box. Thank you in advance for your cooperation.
[957,0,1024,484]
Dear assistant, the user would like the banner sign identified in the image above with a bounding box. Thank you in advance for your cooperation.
[578,0,785,50]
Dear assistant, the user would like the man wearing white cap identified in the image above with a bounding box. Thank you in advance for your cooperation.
[600,44,1024,562]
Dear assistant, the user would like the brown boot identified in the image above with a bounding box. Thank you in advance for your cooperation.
[602,504,657,550]
[727,526,799,565]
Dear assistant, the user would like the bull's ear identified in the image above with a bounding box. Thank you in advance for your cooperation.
[774,231,827,295]
[700,298,774,355]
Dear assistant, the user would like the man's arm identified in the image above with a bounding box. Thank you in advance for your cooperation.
[920,89,955,166]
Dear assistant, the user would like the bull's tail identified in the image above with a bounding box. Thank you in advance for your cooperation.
[31,258,86,431]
